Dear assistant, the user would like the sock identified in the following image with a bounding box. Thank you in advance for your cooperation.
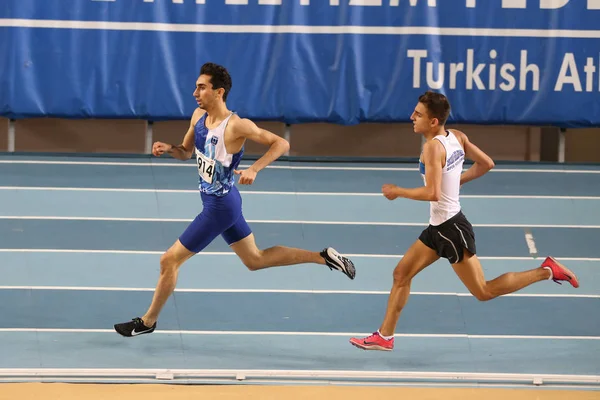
[378,330,394,340]
[542,266,553,280]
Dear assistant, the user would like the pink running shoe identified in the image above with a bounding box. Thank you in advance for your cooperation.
[541,256,579,288]
[349,332,394,351]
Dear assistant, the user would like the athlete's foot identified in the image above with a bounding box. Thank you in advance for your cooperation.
[541,256,579,288]
[114,317,157,337]
[321,247,356,280]
[349,331,394,351]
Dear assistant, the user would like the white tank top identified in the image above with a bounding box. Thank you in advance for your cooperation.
[419,130,465,226]
[194,112,244,197]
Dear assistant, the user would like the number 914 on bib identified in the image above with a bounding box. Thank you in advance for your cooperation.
[195,150,216,184]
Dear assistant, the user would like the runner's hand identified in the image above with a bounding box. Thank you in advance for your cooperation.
[152,142,171,157]
[235,168,257,185]
[382,184,400,200]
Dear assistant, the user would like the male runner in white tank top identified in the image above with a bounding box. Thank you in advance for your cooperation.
[350,91,580,351]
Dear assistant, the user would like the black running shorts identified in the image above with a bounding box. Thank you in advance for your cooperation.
[418,210,476,264]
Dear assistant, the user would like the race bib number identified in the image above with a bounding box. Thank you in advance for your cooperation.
[195,150,215,184]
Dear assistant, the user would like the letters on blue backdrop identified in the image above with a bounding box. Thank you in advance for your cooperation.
[1,0,599,126]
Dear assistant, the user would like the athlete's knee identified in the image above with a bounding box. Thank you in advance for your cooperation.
[471,286,495,302]
[159,250,185,274]
[240,250,264,271]
[392,266,411,287]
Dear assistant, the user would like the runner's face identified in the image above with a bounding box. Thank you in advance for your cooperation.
[410,102,438,134]
[411,102,429,133]
[193,74,221,110]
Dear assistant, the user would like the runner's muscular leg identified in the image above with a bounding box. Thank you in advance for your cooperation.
[451,250,550,301]
[379,240,440,337]
[142,239,195,326]
[230,233,324,271]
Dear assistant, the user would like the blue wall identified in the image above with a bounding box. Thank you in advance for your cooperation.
[1,0,599,126]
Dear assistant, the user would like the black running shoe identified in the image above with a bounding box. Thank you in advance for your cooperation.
[321,247,356,280]
[114,317,156,337]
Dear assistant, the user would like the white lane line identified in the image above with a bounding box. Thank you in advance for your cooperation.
[0,328,598,340]
[1,215,600,229]
[1,160,600,173]
[0,286,597,298]
[2,186,599,200]
[0,249,598,262]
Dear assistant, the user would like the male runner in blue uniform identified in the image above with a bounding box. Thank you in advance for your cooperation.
[114,63,355,337]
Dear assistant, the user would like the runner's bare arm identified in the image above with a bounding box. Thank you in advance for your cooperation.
[382,140,443,202]
[451,129,495,186]
[233,118,290,173]
[152,108,204,160]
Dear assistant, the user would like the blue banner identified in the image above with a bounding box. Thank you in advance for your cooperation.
[1,0,600,126]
